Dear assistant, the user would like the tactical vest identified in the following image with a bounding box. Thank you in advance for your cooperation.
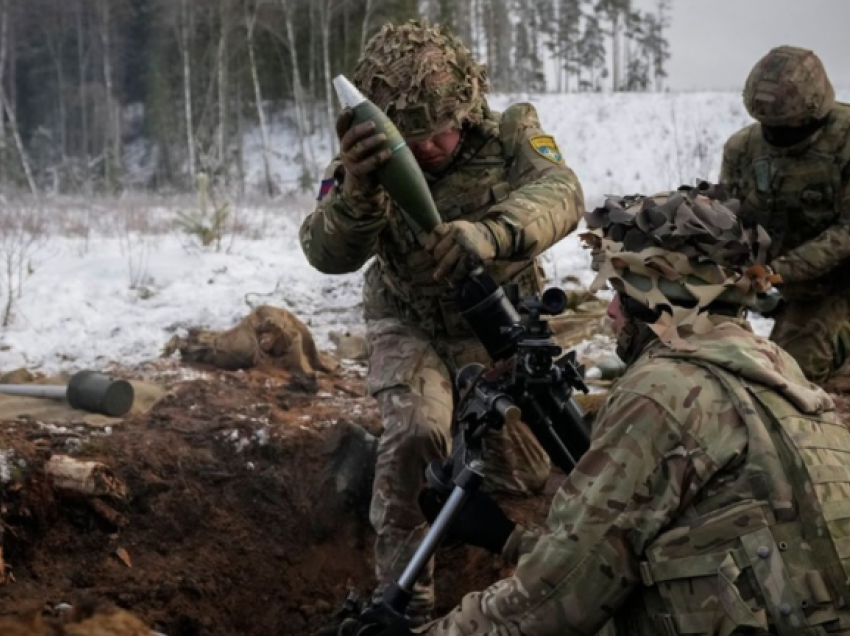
[616,357,850,636]
[731,103,850,261]
[362,109,544,349]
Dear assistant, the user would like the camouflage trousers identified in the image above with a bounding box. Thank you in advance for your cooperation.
[365,319,550,618]
[770,294,850,383]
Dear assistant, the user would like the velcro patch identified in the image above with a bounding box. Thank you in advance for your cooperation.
[317,177,335,201]
[529,134,563,164]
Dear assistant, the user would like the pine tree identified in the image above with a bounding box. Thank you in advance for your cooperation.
[544,0,582,92]
[576,12,607,92]
[481,0,512,92]
[645,0,671,91]
[513,0,544,93]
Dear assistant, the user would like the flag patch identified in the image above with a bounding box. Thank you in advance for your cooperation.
[317,177,336,201]
[529,134,563,164]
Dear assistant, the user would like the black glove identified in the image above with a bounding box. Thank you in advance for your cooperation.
[316,616,414,636]
[336,109,392,196]
[314,617,362,636]
[418,488,516,554]
[315,599,417,636]
[368,620,416,636]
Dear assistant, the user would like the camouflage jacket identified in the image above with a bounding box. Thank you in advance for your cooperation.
[299,103,584,341]
[419,317,850,636]
[720,102,850,299]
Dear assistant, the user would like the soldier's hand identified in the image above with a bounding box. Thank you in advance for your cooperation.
[314,610,413,636]
[363,621,415,636]
[336,109,392,196]
[314,617,362,636]
[426,221,499,282]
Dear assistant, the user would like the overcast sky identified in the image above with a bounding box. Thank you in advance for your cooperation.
[634,0,850,92]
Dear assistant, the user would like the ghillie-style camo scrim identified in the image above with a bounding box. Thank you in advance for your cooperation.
[743,45,835,127]
[580,187,775,351]
[352,20,488,140]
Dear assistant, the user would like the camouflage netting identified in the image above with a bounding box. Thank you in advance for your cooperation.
[352,20,488,139]
[581,185,777,350]
[744,45,836,127]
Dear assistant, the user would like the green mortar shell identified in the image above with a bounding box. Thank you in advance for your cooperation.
[350,100,442,233]
[66,370,135,417]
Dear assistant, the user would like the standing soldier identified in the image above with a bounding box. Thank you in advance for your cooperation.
[720,45,850,383]
[299,20,585,624]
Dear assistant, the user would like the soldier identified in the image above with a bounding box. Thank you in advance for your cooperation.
[300,20,584,623]
[350,187,850,636]
[720,45,850,383]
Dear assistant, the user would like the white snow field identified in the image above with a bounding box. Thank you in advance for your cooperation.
[3,89,848,373]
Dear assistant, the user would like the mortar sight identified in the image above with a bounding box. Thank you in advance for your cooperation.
[457,267,567,362]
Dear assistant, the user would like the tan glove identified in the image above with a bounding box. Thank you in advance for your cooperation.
[336,109,392,196]
[427,220,499,282]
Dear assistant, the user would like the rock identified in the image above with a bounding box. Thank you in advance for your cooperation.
[329,331,369,362]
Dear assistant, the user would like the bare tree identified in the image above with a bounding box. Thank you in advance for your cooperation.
[75,0,92,193]
[278,0,314,188]
[215,0,230,172]
[37,0,70,169]
[245,0,275,195]
[97,0,122,189]
[360,0,375,53]
[0,0,36,197]
[0,202,47,326]
[0,0,7,185]
[177,0,197,183]
[317,0,337,154]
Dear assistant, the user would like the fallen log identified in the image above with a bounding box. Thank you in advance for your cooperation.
[45,455,127,499]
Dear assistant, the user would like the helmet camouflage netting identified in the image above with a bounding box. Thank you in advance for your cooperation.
[352,19,489,139]
[743,45,835,127]
[580,185,777,350]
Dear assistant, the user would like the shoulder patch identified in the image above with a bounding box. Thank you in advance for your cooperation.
[529,134,563,164]
[316,177,335,201]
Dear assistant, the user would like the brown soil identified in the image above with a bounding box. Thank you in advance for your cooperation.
[3,359,846,636]
[0,362,554,636]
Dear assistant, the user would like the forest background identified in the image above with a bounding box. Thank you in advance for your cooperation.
[0,0,671,197]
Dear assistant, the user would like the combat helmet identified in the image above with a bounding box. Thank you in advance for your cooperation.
[352,20,488,141]
[744,45,835,127]
[581,184,776,350]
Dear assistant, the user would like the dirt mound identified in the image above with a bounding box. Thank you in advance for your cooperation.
[0,362,554,636]
[0,603,151,636]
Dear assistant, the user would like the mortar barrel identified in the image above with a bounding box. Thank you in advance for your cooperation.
[0,384,68,399]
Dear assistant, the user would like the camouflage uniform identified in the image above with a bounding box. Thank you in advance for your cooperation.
[418,190,850,635]
[720,46,850,382]
[299,21,584,617]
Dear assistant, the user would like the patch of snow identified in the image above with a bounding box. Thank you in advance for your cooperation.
[5,90,840,374]
[0,450,14,483]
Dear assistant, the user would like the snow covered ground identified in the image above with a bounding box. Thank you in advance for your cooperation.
[4,89,847,373]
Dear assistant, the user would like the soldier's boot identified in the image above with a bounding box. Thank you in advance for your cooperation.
[369,382,451,628]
